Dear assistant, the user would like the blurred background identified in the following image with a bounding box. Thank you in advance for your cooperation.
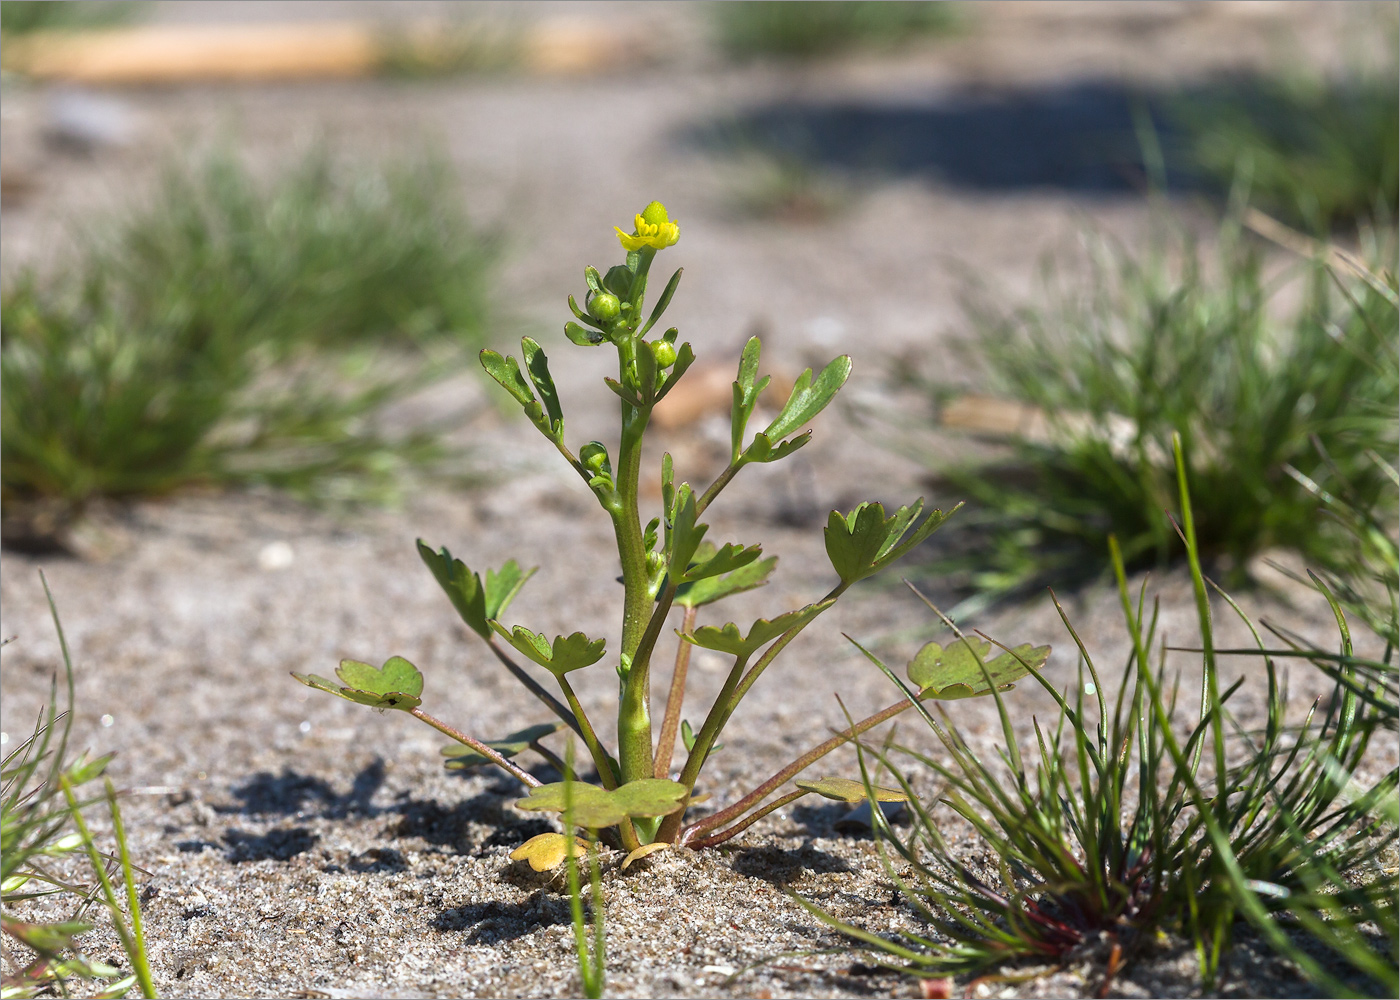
[2,0,1396,611]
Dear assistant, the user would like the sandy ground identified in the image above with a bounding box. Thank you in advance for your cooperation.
[2,3,1395,997]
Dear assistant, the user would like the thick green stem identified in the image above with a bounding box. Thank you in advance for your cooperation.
[611,334,656,784]
[680,695,916,845]
[655,606,698,778]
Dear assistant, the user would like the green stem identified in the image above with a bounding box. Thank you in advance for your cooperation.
[613,335,656,785]
[409,708,542,787]
[680,695,916,845]
[656,588,842,844]
[654,605,698,779]
[554,677,620,790]
[695,460,742,516]
[486,637,584,739]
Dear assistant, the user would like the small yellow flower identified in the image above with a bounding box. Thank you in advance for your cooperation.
[616,200,680,252]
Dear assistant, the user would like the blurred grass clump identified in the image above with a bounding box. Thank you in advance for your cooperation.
[1174,73,1399,232]
[909,213,1397,615]
[1,148,492,534]
[712,1,958,61]
[0,0,143,36]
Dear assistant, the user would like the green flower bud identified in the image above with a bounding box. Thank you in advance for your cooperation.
[588,291,621,322]
[649,339,677,368]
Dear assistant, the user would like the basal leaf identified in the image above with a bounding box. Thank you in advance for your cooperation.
[442,721,565,769]
[676,555,777,608]
[293,655,424,711]
[796,776,906,803]
[621,842,670,870]
[609,778,689,817]
[682,599,836,658]
[337,656,423,698]
[418,542,534,640]
[514,778,687,828]
[906,637,1050,699]
[511,832,592,872]
[763,354,851,442]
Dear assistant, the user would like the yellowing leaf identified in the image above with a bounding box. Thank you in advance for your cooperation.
[796,776,906,803]
[621,842,671,871]
[509,832,591,872]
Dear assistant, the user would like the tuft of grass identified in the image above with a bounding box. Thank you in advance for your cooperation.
[711,1,958,61]
[2,576,155,998]
[1173,73,1399,233]
[810,436,1398,997]
[0,1,143,36]
[915,211,1398,616]
[1,148,492,528]
[561,743,606,1000]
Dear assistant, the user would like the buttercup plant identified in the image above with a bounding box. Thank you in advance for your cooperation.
[297,202,1047,862]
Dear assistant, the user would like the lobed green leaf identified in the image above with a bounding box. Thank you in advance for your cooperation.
[417,541,534,639]
[676,554,777,608]
[293,655,424,711]
[681,599,836,658]
[824,499,956,586]
[730,336,771,461]
[490,623,607,677]
[763,354,851,442]
[681,541,763,584]
[480,349,535,407]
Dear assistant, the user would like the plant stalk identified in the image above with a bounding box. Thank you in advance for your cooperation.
[680,695,917,844]
[654,606,698,778]
[409,708,542,787]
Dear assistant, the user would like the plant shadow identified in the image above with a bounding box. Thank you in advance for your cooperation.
[432,893,573,945]
[730,843,854,889]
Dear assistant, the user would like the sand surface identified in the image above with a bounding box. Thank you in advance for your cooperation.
[2,3,1395,997]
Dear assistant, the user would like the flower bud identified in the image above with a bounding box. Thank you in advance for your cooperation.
[649,339,677,368]
[588,291,621,322]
